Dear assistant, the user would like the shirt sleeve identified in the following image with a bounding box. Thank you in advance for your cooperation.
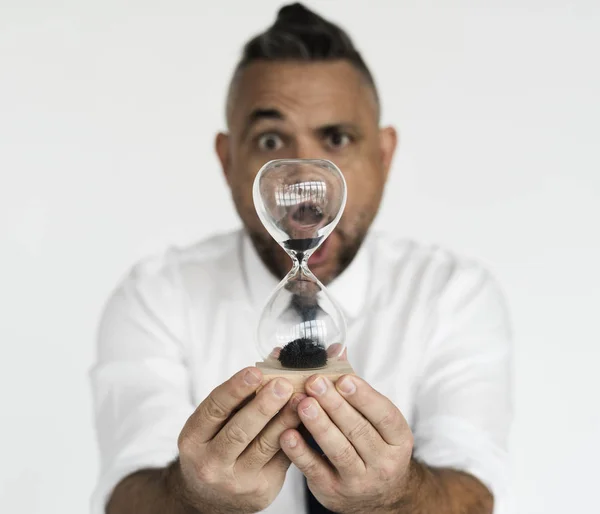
[412,267,513,514]
[89,256,194,514]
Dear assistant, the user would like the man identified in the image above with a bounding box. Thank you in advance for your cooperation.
[91,4,512,513]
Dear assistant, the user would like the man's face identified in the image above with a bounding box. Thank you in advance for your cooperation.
[217,60,396,285]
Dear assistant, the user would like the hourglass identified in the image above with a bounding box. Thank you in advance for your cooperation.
[253,159,354,392]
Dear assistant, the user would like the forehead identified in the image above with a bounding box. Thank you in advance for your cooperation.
[228,60,377,128]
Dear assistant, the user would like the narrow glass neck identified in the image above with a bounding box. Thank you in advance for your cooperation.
[288,254,314,280]
[287,249,310,269]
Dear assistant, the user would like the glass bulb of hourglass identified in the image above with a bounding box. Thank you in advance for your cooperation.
[253,159,347,369]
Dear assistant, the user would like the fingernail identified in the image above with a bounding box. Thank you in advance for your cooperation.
[273,379,292,399]
[309,377,326,396]
[301,401,318,420]
[284,436,297,448]
[337,376,356,395]
[244,369,261,386]
[291,394,307,412]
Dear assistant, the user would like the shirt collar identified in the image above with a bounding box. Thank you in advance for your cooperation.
[241,230,370,321]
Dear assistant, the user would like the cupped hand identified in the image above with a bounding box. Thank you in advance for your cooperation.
[280,374,415,514]
[175,367,305,514]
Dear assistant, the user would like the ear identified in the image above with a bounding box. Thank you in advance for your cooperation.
[378,126,398,181]
[215,132,231,186]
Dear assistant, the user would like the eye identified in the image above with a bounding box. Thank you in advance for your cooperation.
[325,131,352,150]
[257,133,284,152]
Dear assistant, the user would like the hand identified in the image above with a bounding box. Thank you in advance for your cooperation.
[279,374,415,514]
[174,367,305,514]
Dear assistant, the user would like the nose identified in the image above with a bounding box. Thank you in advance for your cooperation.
[291,136,326,161]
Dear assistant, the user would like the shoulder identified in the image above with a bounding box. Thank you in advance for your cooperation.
[123,230,241,291]
[102,230,242,322]
[96,231,243,358]
[133,230,240,274]
[367,231,508,316]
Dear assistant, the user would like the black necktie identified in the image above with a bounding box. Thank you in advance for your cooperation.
[289,296,337,513]
[299,427,337,513]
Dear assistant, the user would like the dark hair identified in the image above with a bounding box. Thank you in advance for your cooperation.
[227,3,379,120]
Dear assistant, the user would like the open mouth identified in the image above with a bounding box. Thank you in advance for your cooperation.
[283,202,331,265]
[308,236,330,267]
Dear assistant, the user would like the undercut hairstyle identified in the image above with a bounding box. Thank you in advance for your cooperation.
[226,2,380,123]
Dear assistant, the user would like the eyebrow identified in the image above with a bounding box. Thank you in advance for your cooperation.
[316,122,363,139]
[242,108,285,139]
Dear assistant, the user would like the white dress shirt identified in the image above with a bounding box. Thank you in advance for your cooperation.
[90,229,513,513]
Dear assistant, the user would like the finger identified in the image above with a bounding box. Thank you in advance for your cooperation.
[238,393,306,471]
[280,428,337,484]
[335,375,410,446]
[208,378,294,465]
[340,347,348,361]
[182,367,264,444]
[326,343,344,359]
[305,375,386,463]
[296,397,365,477]
[264,449,293,476]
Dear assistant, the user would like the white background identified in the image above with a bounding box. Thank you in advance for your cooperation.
[1,1,598,513]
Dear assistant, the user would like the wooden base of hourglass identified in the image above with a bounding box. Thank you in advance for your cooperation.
[255,359,355,393]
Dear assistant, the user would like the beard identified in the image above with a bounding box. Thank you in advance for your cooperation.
[247,225,366,286]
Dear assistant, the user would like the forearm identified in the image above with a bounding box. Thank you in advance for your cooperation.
[399,459,493,514]
[107,459,198,514]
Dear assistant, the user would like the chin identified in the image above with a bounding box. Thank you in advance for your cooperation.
[310,263,339,285]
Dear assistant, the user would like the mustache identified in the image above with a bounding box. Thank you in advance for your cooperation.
[252,225,352,249]
[247,223,364,283]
